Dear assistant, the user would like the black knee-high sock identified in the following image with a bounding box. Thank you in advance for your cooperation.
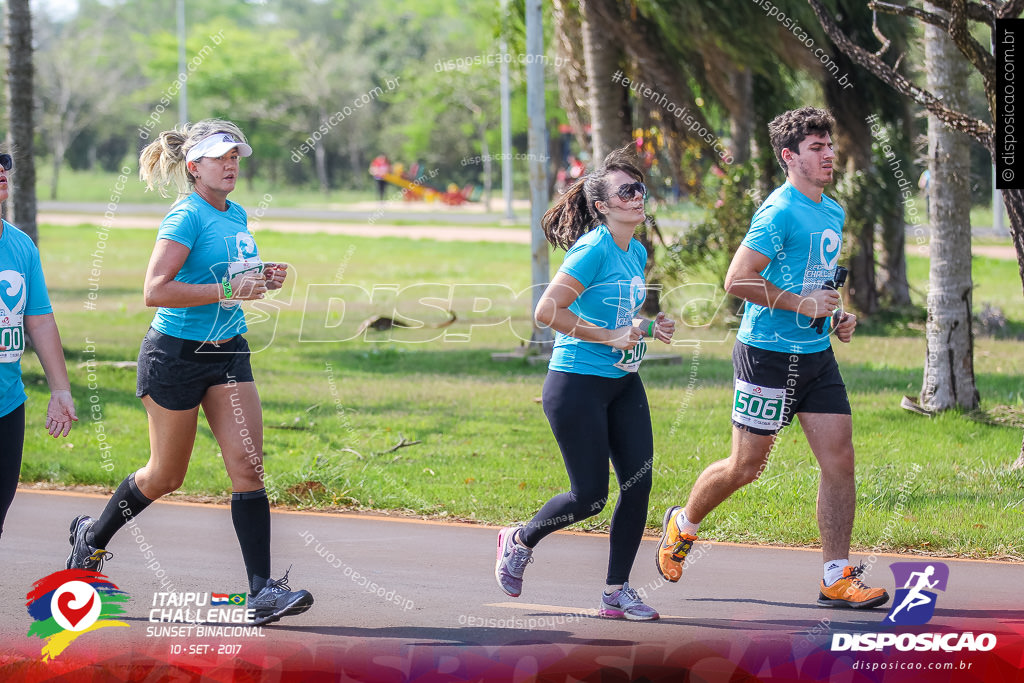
[231,489,271,595]
[89,472,153,548]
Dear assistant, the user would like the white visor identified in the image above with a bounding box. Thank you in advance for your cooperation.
[185,133,253,164]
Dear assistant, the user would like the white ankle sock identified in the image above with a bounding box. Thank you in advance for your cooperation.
[676,509,700,536]
[824,559,848,585]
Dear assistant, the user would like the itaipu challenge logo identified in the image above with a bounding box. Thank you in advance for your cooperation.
[26,569,130,661]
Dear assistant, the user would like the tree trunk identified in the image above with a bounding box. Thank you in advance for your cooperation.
[50,148,63,200]
[848,201,878,314]
[481,127,492,212]
[919,9,978,411]
[551,0,589,160]
[1003,186,1024,467]
[702,53,753,165]
[878,115,914,307]
[728,68,753,166]
[580,0,623,162]
[314,108,329,193]
[1005,186,1024,295]
[5,0,37,242]
[878,190,911,305]
[825,45,877,315]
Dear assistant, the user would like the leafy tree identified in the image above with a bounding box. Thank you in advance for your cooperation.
[807,1,1019,452]
[141,20,302,188]
[35,9,143,198]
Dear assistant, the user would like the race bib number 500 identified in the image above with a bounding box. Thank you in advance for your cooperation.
[0,314,25,363]
[613,340,647,373]
[732,379,786,431]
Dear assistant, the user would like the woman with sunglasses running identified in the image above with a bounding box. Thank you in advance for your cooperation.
[494,146,674,620]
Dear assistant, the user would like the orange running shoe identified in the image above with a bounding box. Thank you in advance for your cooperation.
[656,506,698,582]
[817,564,890,609]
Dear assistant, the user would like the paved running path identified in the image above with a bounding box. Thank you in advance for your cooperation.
[2,490,1021,681]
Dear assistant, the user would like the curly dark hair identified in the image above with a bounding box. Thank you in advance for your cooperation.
[768,107,835,174]
[541,145,645,251]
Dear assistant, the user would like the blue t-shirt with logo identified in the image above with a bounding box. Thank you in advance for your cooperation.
[150,193,262,342]
[0,221,54,418]
[548,225,648,378]
[737,181,845,354]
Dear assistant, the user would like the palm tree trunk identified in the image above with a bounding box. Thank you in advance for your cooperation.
[919,7,978,411]
[5,0,38,242]
[580,0,623,162]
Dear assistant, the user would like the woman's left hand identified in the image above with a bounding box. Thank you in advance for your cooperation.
[263,263,288,290]
[652,311,675,344]
[45,390,78,438]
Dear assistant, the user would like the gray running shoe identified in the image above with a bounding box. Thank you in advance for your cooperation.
[599,581,659,621]
[66,515,113,572]
[249,568,314,626]
[494,525,533,597]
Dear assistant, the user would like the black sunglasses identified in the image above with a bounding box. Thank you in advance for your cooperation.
[613,181,646,201]
[0,154,11,171]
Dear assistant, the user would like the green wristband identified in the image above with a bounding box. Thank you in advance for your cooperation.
[222,279,232,300]
[646,320,655,337]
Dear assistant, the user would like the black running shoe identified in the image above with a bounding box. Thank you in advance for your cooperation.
[249,568,314,626]
[66,515,113,572]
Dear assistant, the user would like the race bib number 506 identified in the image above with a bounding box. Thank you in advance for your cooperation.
[732,380,786,431]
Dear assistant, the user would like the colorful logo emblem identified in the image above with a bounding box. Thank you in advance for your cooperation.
[885,562,949,626]
[26,569,129,660]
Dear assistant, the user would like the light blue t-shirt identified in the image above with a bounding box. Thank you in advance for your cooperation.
[548,225,648,378]
[150,193,262,342]
[736,181,845,354]
[0,221,54,418]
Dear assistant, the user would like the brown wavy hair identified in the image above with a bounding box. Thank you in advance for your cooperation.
[768,107,834,174]
[541,145,645,251]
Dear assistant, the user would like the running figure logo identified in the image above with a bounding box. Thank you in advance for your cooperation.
[885,562,949,626]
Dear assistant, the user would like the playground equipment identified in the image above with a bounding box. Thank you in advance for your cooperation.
[377,172,477,205]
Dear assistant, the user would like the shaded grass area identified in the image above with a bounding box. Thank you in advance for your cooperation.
[18,225,1024,559]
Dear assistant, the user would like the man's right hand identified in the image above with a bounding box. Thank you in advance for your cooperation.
[799,288,840,319]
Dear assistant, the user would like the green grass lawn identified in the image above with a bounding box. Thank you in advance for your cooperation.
[18,224,1024,560]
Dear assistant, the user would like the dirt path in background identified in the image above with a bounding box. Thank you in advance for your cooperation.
[970,245,1018,260]
[38,211,532,244]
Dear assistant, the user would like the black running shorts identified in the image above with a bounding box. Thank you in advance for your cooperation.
[136,328,255,411]
[731,341,851,436]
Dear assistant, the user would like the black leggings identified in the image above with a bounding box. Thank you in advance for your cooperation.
[520,370,653,585]
[0,403,26,540]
